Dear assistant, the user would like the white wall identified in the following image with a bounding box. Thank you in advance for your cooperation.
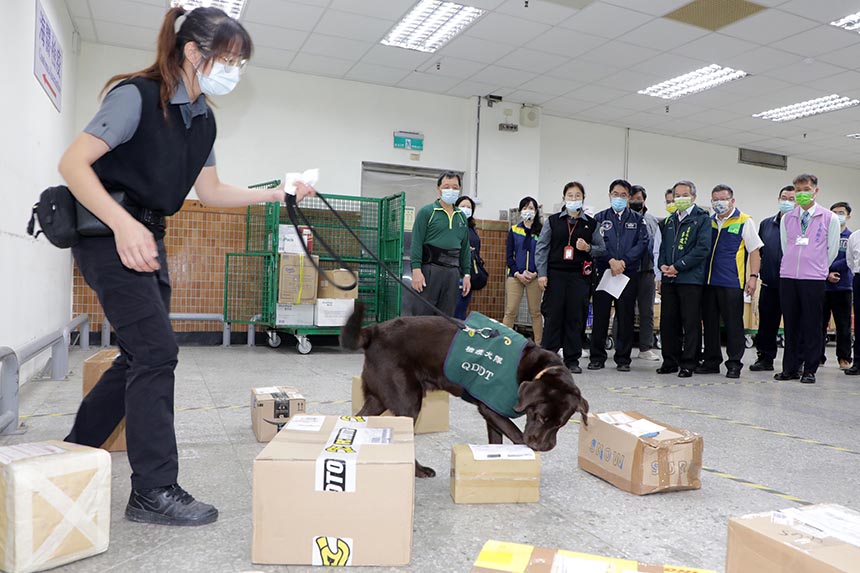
[1,0,78,382]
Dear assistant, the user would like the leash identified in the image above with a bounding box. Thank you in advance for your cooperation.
[283,191,497,336]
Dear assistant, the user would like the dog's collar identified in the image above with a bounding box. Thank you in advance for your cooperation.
[534,365,565,380]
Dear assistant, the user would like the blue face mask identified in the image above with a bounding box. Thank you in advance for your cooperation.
[566,200,583,213]
[837,214,847,226]
[611,197,627,212]
[779,200,795,214]
[440,189,460,205]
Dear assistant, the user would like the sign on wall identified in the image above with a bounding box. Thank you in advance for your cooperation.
[34,0,63,112]
[393,131,424,151]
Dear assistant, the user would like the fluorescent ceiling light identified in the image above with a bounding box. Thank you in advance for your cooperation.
[846,133,860,139]
[381,0,485,53]
[637,64,748,100]
[171,0,246,20]
[753,94,860,122]
[830,12,860,32]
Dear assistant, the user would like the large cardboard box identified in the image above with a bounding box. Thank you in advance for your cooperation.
[82,349,126,452]
[318,269,358,299]
[471,540,716,572]
[278,254,319,304]
[0,441,111,573]
[275,303,314,326]
[726,504,860,573]
[251,386,307,442]
[278,224,313,254]
[352,376,449,434]
[450,444,540,504]
[252,415,414,566]
[578,411,703,495]
[314,298,355,327]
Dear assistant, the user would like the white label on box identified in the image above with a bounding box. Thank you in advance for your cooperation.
[254,386,280,396]
[596,411,636,425]
[468,444,536,461]
[0,443,65,465]
[353,428,392,445]
[550,554,613,573]
[312,536,353,566]
[616,418,666,437]
[286,391,304,399]
[286,415,326,432]
[783,505,860,548]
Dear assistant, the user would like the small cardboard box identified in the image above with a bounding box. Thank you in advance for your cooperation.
[450,444,540,504]
[578,411,703,495]
[726,504,860,573]
[471,540,716,573]
[278,224,313,254]
[251,386,307,442]
[278,254,318,304]
[317,269,358,299]
[314,298,355,327]
[252,415,414,566]
[82,349,126,452]
[352,376,449,434]
[0,441,111,573]
[275,303,315,326]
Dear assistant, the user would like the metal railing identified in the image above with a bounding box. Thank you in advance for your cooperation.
[0,314,90,435]
[100,313,231,347]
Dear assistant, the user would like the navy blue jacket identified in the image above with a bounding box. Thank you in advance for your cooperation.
[658,205,712,285]
[506,222,539,277]
[827,228,853,291]
[758,214,783,288]
[593,208,648,276]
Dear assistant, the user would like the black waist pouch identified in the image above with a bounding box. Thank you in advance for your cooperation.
[27,185,124,248]
[423,244,461,268]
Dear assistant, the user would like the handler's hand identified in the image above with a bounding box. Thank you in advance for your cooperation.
[114,216,159,272]
[462,275,471,297]
[412,269,426,293]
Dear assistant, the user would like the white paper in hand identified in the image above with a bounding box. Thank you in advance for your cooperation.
[596,271,629,299]
[283,168,319,197]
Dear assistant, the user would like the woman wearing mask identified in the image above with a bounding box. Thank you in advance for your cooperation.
[502,197,543,344]
[58,7,315,526]
[454,196,481,319]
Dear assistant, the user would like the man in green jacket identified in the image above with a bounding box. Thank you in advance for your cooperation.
[656,180,712,378]
[410,171,471,316]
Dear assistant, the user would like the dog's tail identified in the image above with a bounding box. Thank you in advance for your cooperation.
[340,301,369,351]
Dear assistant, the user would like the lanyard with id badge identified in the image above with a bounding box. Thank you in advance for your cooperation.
[564,218,593,276]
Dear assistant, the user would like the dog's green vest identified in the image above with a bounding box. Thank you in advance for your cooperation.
[443,313,528,418]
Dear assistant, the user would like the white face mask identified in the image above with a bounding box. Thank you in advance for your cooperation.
[197,60,240,96]
[521,209,535,221]
[566,200,583,213]
[459,207,473,219]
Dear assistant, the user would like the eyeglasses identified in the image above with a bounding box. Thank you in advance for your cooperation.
[215,54,248,73]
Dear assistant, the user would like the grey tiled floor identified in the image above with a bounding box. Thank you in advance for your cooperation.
[3,342,859,573]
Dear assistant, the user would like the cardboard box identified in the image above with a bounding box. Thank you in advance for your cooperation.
[578,411,703,495]
[82,349,126,452]
[726,504,860,573]
[450,444,540,504]
[252,415,414,566]
[278,224,313,254]
[0,441,111,573]
[251,386,307,442]
[471,540,716,573]
[278,254,318,304]
[275,303,314,326]
[314,298,355,327]
[317,269,358,299]
[352,376,449,434]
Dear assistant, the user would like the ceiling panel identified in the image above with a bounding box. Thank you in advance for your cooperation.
[289,52,353,77]
[437,35,516,64]
[670,32,759,62]
[547,59,620,83]
[559,2,655,37]
[471,65,539,88]
[521,75,582,97]
[769,24,860,58]
[243,22,308,51]
[416,57,488,80]
[313,9,392,41]
[494,48,569,74]
[327,0,414,20]
[495,0,582,24]
[249,46,297,70]
[622,17,710,51]
[525,27,607,57]
[719,9,819,44]
[396,72,463,94]
[344,62,410,85]
[776,0,860,25]
[502,89,558,105]
[602,0,693,17]
[465,12,552,45]
[243,0,326,30]
[94,20,158,50]
[360,44,432,70]
[578,41,661,68]
[301,34,372,61]
[446,79,506,98]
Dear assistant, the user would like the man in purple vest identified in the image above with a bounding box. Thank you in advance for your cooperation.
[775,174,842,384]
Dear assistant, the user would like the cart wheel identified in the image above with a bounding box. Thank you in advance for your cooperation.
[267,332,282,348]
[744,334,754,349]
[296,337,312,355]
[654,333,661,350]
[605,337,614,350]
[777,334,785,348]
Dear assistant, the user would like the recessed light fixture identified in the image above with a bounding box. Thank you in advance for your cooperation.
[171,0,246,20]
[637,64,749,100]
[381,0,485,53]
[830,12,860,32]
[846,133,860,139]
[753,94,860,122]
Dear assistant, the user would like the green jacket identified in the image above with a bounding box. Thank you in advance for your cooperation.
[658,204,712,285]
[410,200,471,275]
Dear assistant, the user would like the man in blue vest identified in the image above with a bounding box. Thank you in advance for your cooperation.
[821,202,853,370]
[588,179,649,372]
[697,184,763,378]
[751,185,795,372]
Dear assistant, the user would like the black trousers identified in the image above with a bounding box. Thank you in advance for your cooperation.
[854,275,860,364]
[659,283,702,371]
[542,270,591,368]
[780,278,826,375]
[67,236,179,490]
[755,284,781,362]
[701,285,746,371]
[822,290,853,362]
[414,263,460,317]
[590,272,639,366]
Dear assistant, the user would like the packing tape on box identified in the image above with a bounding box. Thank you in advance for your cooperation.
[315,416,392,493]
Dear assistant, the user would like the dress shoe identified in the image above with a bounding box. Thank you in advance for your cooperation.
[845,364,860,376]
[800,372,816,384]
[839,359,851,370]
[726,369,741,379]
[749,359,773,372]
[774,371,800,381]
[656,365,678,374]
[587,361,605,370]
[568,364,582,374]
[694,365,720,375]
[616,364,631,372]
[126,484,218,526]
[678,368,693,378]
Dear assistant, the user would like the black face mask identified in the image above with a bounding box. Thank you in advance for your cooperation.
[629,201,644,212]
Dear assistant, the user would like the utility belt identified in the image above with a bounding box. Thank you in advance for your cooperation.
[423,244,461,268]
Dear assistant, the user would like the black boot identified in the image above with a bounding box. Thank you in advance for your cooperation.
[126,484,218,526]
[749,359,774,372]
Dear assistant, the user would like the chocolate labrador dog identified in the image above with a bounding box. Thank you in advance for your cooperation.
[341,303,589,478]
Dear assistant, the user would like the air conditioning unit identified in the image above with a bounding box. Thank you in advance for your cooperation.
[738,148,787,170]
[520,105,541,128]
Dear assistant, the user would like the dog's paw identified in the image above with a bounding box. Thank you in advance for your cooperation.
[415,462,436,478]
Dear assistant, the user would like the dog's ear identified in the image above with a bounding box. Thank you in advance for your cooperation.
[578,396,590,426]
[514,379,542,413]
